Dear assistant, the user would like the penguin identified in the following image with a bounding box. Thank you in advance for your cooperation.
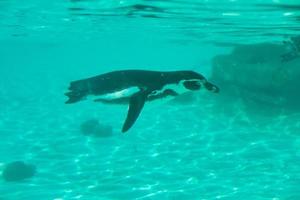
[65,70,219,132]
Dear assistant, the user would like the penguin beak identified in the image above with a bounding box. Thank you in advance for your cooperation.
[204,82,219,93]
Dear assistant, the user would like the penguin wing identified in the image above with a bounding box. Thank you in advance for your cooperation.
[122,90,149,133]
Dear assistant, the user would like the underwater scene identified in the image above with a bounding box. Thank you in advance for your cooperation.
[1,0,300,199]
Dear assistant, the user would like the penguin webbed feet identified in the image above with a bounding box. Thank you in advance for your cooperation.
[65,91,86,104]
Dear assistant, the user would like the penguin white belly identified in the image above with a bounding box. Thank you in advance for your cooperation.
[98,87,140,99]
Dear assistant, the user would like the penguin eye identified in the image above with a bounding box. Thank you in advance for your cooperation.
[183,81,201,90]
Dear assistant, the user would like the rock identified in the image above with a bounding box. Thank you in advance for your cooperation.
[80,119,113,137]
[2,161,36,182]
[211,41,300,109]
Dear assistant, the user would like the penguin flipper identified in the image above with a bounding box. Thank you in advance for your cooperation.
[122,90,148,133]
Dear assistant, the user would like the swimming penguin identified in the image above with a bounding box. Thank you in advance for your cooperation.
[65,70,219,133]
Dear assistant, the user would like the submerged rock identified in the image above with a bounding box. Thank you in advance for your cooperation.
[211,40,300,110]
[80,119,113,137]
[2,161,36,182]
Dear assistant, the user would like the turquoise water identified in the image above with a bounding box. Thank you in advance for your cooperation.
[1,0,300,199]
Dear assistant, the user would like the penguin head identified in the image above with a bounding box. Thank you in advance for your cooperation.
[182,80,219,93]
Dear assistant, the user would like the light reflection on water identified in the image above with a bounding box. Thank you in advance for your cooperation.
[0,0,299,44]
